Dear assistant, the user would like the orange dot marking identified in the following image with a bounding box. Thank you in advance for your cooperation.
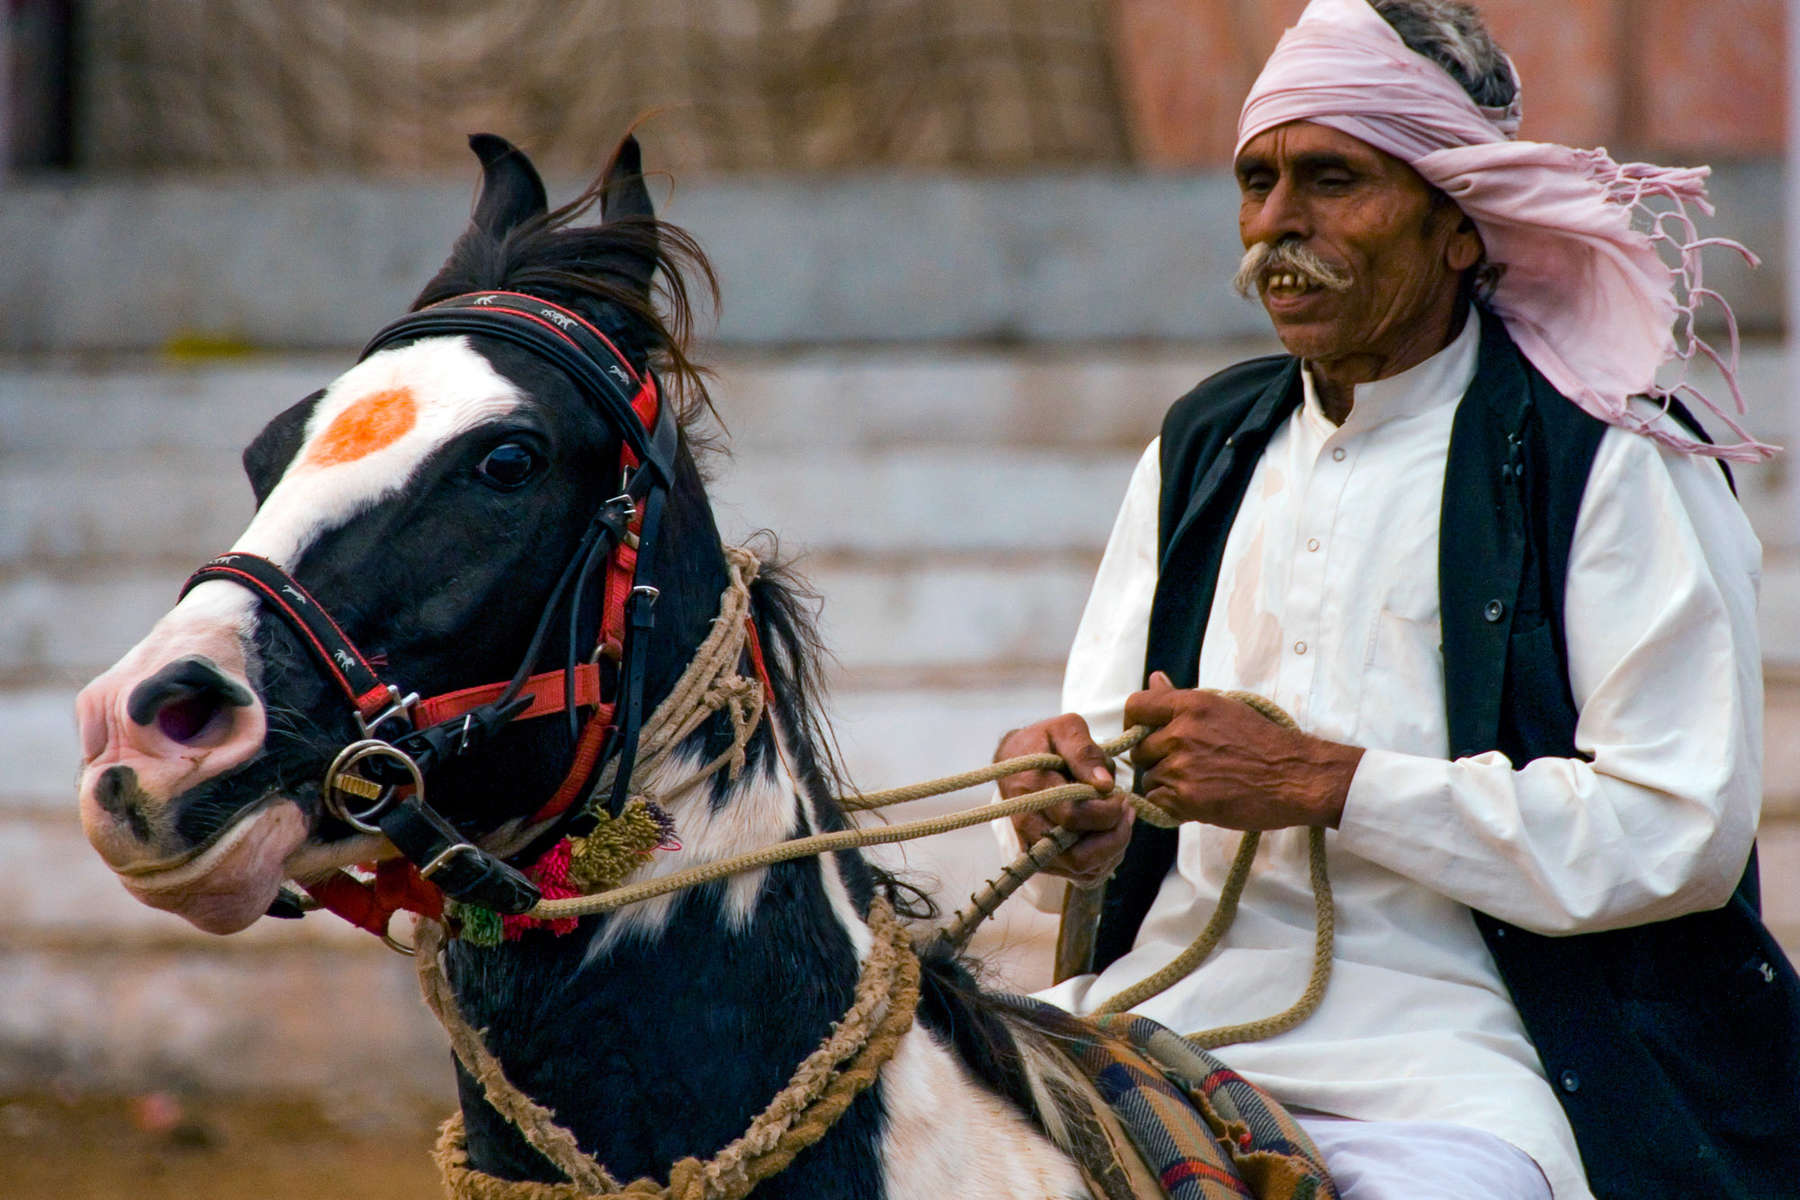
[305,387,418,467]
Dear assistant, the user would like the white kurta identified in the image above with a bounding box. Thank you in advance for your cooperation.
[1015,314,1763,1200]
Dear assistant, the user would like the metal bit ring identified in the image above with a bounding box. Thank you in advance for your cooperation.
[322,739,424,834]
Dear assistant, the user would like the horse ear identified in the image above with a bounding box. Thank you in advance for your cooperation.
[600,136,654,224]
[468,133,548,239]
[243,390,322,507]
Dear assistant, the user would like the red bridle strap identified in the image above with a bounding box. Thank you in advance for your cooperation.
[413,664,609,728]
[304,858,445,937]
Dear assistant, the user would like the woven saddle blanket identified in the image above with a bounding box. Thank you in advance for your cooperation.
[999,997,1340,1200]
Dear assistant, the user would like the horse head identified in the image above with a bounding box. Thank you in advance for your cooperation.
[75,134,728,935]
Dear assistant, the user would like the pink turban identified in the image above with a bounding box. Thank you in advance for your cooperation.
[1238,0,1773,462]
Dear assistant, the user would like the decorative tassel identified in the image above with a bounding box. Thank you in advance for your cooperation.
[566,798,672,893]
[450,900,503,947]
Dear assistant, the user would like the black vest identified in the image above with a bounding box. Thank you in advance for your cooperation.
[1093,310,1800,1198]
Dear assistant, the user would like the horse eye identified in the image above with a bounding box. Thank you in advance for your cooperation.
[476,443,539,490]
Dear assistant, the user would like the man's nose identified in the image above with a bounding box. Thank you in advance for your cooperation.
[1243,178,1308,246]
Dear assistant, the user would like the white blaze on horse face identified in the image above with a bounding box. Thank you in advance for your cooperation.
[237,337,527,568]
[171,337,529,643]
[76,337,528,908]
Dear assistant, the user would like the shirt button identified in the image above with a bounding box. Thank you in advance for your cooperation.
[1559,1070,1580,1094]
[1293,641,1307,655]
[1306,538,1320,552]
[1331,447,1347,462]
[1483,598,1506,623]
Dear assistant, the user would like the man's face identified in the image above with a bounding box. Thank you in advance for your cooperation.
[1234,121,1481,383]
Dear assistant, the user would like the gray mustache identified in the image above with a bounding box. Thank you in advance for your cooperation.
[1233,240,1353,298]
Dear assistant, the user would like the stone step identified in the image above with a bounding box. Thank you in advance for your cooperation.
[3,554,1098,686]
[3,163,1780,353]
[5,339,1789,451]
[0,347,1254,456]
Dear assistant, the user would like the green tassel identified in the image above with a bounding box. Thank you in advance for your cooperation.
[451,900,503,947]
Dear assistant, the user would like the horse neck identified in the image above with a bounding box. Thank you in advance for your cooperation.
[445,717,884,1188]
[444,488,889,1188]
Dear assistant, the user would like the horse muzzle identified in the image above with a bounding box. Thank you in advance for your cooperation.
[75,606,307,932]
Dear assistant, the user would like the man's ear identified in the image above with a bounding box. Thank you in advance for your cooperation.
[1446,215,1484,273]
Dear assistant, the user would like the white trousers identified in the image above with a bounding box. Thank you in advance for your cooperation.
[1293,1112,1555,1200]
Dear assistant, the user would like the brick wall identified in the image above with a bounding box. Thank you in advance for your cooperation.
[1112,0,1784,166]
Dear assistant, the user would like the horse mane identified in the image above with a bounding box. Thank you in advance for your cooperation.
[410,154,722,435]
[743,540,1089,1131]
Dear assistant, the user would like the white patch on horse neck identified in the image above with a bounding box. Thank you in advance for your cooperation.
[878,1027,1089,1200]
[782,707,875,961]
[583,742,803,958]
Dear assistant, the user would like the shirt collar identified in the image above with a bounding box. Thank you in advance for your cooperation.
[1300,307,1480,435]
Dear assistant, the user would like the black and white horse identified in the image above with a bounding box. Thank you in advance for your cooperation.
[74,135,1090,1198]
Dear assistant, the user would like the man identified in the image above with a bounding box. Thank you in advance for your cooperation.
[994,2,1800,1197]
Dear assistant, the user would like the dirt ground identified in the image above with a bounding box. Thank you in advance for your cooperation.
[3,1091,445,1199]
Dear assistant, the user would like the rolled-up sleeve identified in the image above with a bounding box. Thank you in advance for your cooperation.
[1336,423,1763,934]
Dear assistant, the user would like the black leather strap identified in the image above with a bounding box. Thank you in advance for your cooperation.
[182,552,394,721]
[374,794,542,914]
[360,293,675,486]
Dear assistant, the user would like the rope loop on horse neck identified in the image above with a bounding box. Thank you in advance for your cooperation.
[422,897,920,1200]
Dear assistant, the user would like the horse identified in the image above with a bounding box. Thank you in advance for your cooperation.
[73,133,1097,1199]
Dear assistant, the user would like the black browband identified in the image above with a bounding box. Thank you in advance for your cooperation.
[189,291,682,921]
[362,292,678,484]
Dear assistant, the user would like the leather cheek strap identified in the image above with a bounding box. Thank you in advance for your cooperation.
[375,795,542,915]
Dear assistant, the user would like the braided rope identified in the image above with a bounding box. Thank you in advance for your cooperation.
[1090,693,1335,1050]
[427,898,920,1200]
[533,667,1332,1052]
[585,545,766,813]
[428,548,1335,1196]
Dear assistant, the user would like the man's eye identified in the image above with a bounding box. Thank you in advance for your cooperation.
[476,442,540,490]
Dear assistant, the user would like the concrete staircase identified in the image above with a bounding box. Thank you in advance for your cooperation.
[7,340,1798,1103]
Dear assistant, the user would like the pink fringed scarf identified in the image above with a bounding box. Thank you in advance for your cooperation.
[1238,0,1775,462]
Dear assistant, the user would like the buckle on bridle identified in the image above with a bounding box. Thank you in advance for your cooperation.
[419,842,482,881]
[356,684,420,741]
[322,739,425,833]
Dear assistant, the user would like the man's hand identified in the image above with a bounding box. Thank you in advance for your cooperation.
[1126,673,1363,830]
[997,715,1134,889]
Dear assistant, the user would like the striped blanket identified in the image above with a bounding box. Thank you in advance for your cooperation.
[1002,997,1340,1200]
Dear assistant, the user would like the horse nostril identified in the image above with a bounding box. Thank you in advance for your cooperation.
[156,693,224,743]
[126,654,256,745]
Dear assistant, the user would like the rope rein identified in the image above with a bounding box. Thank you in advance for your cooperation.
[518,619,1332,1050]
[425,547,1334,1196]
[507,551,1333,1045]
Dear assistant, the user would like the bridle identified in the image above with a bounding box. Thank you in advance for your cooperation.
[180,290,680,929]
